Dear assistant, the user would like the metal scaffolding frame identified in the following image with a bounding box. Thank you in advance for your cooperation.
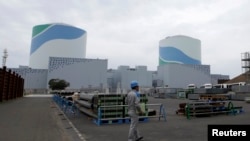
[241,52,250,84]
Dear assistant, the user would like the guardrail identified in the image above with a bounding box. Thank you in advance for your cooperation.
[53,94,166,126]
[185,101,243,119]
[94,103,167,126]
[52,94,79,117]
[53,94,167,125]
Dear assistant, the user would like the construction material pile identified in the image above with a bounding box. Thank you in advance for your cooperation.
[176,100,244,119]
[75,92,149,122]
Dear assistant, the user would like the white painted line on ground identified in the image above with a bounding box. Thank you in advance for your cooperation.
[52,100,87,141]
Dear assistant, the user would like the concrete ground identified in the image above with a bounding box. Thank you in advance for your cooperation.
[0,95,82,141]
[0,94,249,141]
[69,97,250,141]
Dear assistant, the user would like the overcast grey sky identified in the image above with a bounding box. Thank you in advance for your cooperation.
[1,0,250,79]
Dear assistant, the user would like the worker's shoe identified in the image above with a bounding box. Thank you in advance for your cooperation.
[136,136,143,141]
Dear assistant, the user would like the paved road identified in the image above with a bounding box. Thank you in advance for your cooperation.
[0,95,82,141]
[68,97,250,141]
[1,95,250,141]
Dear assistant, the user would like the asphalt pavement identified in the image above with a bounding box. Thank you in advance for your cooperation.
[1,95,250,141]
[0,95,82,141]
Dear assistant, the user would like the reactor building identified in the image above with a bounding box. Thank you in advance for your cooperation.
[8,23,229,93]
[156,35,211,88]
[29,23,87,69]
[159,35,201,65]
[10,23,109,93]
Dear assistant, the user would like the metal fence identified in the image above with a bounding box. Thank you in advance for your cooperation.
[0,66,24,102]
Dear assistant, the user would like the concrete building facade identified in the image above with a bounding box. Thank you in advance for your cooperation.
[9,66,48,93]
[47,57,108,91]
[109,66,153,93]
[211,74,230,85]
[157,64,211,88]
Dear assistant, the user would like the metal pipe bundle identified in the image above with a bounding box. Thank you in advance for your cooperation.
[75,100,93,109]
[79,93,95,101]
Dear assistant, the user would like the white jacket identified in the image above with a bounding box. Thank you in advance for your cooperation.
[126,90,142,113]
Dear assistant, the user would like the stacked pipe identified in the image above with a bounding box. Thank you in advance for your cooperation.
[75,93,149,121]
[93,94,124,119]
[75,93,96,118]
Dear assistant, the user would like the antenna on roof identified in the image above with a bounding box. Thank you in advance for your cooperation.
[2,48,8,67]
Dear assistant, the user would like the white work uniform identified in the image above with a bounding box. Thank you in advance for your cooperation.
[72,92,79,103]
[127,90,142,141]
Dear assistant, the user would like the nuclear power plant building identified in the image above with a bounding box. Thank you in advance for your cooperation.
[159,35,201,65]
[8,24,229,93]
[29,23,87,69]
[156,35,211,88]
[9,23,109,93]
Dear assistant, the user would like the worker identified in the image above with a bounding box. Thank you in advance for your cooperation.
[72,92,80,103]
[126,80,144,141]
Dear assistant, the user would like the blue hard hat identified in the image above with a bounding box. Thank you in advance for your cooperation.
[130,80,139,88]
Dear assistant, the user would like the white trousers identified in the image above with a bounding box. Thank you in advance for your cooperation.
[128,111,141,141]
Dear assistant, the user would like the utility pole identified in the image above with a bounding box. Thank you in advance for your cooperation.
[2,48,8,67]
